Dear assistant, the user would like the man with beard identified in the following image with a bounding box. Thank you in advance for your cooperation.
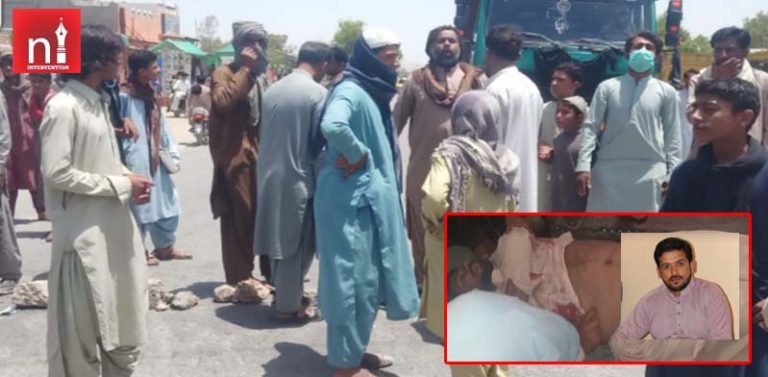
[209,21,272,286]
[393,25,484,287]
[618,237,733,341]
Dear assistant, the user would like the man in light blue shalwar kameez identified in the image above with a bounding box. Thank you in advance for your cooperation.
[314,28,419,376]
[575,32,682,212]
[120,50,189,261]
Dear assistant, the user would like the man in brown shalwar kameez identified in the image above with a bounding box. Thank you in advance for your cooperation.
[393,25,484,288]
[209,21,271,285]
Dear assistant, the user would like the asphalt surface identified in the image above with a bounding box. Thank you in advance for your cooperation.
[0,115,647,377]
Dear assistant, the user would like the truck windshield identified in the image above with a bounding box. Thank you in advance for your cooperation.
[486,0,650,43]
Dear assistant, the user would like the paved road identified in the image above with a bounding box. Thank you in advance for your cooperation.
[0,116,647,377]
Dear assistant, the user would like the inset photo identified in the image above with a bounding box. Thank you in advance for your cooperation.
[444,214,750,365]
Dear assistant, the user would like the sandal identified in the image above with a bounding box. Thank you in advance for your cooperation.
[360,353,394,370]
[145,250,159,266]
[153,247,193,261]
[275,307,323,325]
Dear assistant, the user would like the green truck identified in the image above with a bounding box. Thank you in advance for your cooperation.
[454,0,682,99]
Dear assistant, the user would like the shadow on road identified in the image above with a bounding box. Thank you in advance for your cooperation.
[173,281,220,299]
[179,142,204,148]
[263,342,330,377]
[410,320,442,346]
[262,343,401,377]
[215,303,324,330]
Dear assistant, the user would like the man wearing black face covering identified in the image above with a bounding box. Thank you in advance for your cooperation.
[209,21,272,286]
[393,25,485,289]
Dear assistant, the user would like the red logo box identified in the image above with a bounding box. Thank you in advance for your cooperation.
[12,9,81,74]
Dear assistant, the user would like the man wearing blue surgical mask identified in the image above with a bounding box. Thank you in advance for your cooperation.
[574,32,682,212]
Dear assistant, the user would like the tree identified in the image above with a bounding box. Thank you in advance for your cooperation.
[266,34,296,70]
[197,15,226,53]
[656,13,712,54]
[332,19,365,55]
[744,11,768,49]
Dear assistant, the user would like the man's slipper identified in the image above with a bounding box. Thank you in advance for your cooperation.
[145,250,159,266]
[360,353,394,370]
[153,248,193,261]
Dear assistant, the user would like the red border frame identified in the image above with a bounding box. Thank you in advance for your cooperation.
[442,212,752,366]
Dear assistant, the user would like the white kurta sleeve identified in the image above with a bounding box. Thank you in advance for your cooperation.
[40,99,132,204]
[661,87,683,178]
[576,83,608,173]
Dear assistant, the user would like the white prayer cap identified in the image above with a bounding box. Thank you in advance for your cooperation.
[363,27,400,50]
[562,96,589,116]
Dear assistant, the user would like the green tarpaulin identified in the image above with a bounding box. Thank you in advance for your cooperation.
[149,39,208,57]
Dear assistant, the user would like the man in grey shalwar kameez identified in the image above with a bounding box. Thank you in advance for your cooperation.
[0,91,21,296]
[575,32,682,212]
[42,25,153,377]
[254,42,330,321]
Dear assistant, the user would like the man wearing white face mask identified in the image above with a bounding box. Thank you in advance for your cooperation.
[575,32,682,211]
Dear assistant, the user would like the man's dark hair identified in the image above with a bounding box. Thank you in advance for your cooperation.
[624,31,664,55]
[196,76,206,85]
[653,237,694,267]
[65,25,124,81]
[425,25,462,56]
[711,27,751,50]
[486,25,522,62]
[553,62,584,84]
[696,78,761,127]
[297,42,332,65]
[29,73,52,81]
[557,99,585,117]
[128,50,157,74]
[190,84,202,95]
[330,46,348,64]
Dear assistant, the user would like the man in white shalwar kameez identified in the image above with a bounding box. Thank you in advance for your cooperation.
[41,25,153,377]
[484,26,543,212]
[575,32,682,212]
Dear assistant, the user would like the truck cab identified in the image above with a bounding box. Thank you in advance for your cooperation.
[455,0,661,100]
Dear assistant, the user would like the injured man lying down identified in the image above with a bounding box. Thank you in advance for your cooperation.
[446,216,621,361]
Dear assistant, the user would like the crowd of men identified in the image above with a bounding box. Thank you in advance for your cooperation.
[0,14,767,377]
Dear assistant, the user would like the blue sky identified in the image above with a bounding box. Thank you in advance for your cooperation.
[155,0,766,68]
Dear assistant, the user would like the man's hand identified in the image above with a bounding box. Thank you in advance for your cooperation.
[753,299,768,333]
[712,58,743,79]
[0,171,6,193]
[576,172,591,197]
[538,145,553,162]
[576,308,603,354]
[335,154,368,180]
[116,118,140,141]
[239,47,259,71]
[128,173,153,205]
